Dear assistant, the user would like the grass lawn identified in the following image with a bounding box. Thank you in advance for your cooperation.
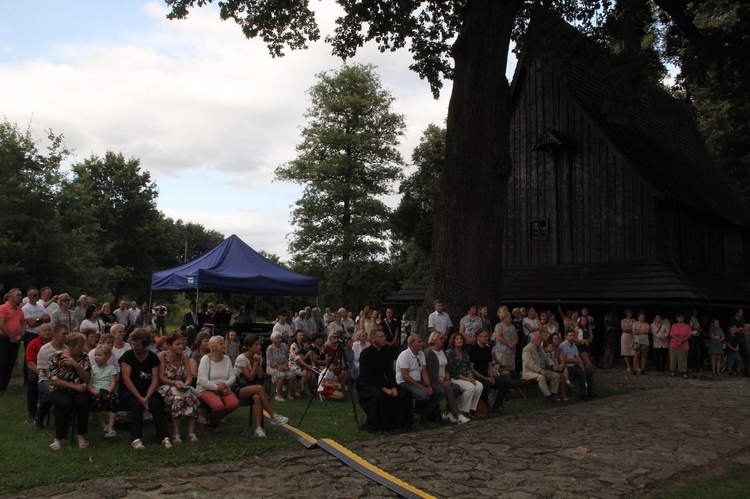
[654,463,750,499]
[0,378,626,494]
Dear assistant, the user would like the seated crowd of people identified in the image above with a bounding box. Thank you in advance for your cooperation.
[3,286,748,449]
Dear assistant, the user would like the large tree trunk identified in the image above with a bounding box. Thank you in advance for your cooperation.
[426,0,524,323]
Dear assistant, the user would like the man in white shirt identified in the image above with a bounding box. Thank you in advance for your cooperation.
[339,308,355,337]
[40,287,59,315]
[323,307,334,326]
[113,301,131,328]
[522,307,541,343]
[22,288,50,384]
[396,333,444,421]
[272,310,294,345]
[293,309,308,335]
[427,301,453,336]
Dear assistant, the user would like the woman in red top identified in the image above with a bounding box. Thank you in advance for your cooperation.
[669,313,691,378]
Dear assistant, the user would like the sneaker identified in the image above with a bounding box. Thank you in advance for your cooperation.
[271,414,289,425]
[161,437,172,449]
[131,439,145,450]
[254,426,267,438]
[274,394,286,402]
[457,414,470,425]
[443,412,457,424]
[104,430,117,438]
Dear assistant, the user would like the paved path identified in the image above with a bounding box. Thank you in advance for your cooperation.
[11,370,750,498]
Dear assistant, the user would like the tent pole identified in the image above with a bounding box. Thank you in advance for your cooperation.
[254,296,258,322]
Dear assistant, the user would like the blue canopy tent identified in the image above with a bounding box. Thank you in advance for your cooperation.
[150,234,318,300]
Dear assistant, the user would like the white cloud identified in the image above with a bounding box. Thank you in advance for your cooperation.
[0,0,452,261]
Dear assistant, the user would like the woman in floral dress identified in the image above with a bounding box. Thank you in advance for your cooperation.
[158,332,200,444]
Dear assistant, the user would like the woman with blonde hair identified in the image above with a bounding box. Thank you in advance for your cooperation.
[425,331,467,424]
[50,293,77,332]
[267,331,295,401]
[110,323,131,362]
[197,335,238,434]
[493,309,517,372]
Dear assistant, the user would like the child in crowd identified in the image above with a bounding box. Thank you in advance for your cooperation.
[155,336,168,352]
[316,366,344,401]
[87,344,119,438]
[225,330,240,364]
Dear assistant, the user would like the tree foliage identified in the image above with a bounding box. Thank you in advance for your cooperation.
[660,0,750,202]
[275,63,405,307]
[0,118,224,301]
[0,119,71,291]
[166,0,748,318]
[391,124,444,287]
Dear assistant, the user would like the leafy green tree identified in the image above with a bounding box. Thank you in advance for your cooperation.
[391,124,445,287]
[660,0,750,201]
[59,151,163,299]
[0,118,84,292]
[275,63,405,307]
[166,0,742,316]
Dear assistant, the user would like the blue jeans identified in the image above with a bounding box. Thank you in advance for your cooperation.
[399,381,444,419]
[35,380,51,427]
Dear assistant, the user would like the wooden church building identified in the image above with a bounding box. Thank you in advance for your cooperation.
[387,34,750,311]
[499,44,750,307]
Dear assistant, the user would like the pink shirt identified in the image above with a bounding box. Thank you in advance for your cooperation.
[669,323,691,350]
[0,302,25,339]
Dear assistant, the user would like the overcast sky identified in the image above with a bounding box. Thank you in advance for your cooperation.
[0,1,515,261]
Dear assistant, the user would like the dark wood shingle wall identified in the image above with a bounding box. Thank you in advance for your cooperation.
[506,63,655,269]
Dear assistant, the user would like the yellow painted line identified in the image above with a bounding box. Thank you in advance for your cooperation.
[262,410,317,447]
[318,438,436,499]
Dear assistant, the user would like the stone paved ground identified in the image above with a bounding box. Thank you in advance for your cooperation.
[10,370,750,498]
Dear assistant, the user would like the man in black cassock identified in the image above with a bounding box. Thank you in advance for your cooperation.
[357,327,413,432]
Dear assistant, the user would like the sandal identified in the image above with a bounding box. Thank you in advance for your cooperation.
[131,439,145,450]
[187,433,199,443]
[77,438,89,450]
[172,434,182,445]
[161,437,172,449]
[49,439,61,451]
